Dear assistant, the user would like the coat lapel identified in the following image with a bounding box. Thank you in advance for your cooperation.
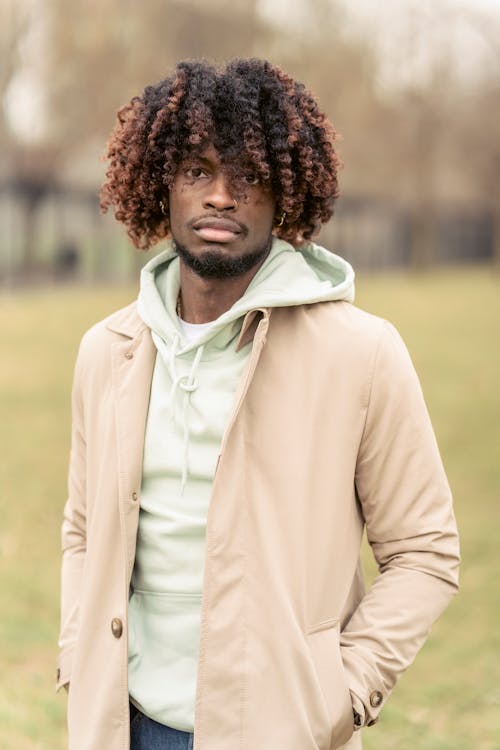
[109,315,156,581]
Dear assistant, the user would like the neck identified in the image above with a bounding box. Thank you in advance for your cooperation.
[178,261,265,323]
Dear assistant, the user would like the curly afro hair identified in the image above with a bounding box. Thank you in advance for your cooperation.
[100,58,341,249]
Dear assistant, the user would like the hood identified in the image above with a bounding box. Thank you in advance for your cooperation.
[137,237,354,491]
[137,238,354,354]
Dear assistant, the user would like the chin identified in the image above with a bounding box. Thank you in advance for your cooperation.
[175,239,271,280]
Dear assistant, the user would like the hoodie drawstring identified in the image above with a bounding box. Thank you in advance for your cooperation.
[165,333,204,492]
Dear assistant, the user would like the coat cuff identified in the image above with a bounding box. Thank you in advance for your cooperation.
[350,691,365,730]
[56,647,73,692]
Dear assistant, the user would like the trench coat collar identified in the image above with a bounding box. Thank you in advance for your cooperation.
[104,300,270,350]
[105,302,148,339]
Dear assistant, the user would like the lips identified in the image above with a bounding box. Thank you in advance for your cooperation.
[192,217,243,243]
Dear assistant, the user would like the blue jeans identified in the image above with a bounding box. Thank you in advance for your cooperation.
[130,704,194,750]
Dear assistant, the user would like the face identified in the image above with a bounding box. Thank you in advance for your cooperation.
[168,145,276,279]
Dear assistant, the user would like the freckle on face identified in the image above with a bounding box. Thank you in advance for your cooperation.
[168,147,276,278]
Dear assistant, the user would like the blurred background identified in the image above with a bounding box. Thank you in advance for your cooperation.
[1,0,499,748]
[2,0,500,282]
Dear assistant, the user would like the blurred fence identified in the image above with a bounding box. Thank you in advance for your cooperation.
[321,198,495,270]
[0,181,495,287]
[0,181,141,286]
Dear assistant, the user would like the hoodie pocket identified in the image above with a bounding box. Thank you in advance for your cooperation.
[128,589,202,725]
[306,620,354,749]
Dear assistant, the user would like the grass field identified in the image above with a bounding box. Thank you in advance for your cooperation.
[0,265,499,749]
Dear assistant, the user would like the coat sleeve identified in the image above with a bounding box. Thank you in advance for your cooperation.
[57,341,87,692]
[341,320,460,727]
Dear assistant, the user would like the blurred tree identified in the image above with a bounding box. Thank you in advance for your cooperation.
[42,0,269,162]
[9,145,58,273]
[2,0,499,276]
[338,0,498,269]
[3,0,271,274]
[261,0,393,197]
[0,0,30,158]
[460,9,500,266]
[371,1,500,268]
[1,1,60,275]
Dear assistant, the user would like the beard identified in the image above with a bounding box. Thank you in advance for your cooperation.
[173,238,272,279]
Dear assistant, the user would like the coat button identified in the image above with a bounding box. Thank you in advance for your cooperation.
[132,491,138,501]
[369,690,383,708]
[125,352,134,360]
[111,617,123,638]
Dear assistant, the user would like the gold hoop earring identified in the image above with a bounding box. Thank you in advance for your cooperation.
[159,200,168,216]
[275,212,286,228]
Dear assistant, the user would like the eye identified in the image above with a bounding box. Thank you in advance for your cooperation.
[243,172,259,185]
[184,166,206,179]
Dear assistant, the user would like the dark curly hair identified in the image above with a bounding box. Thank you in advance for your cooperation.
[100,58,341,249]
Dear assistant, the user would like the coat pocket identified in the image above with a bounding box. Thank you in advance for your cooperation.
[306,620,354,749]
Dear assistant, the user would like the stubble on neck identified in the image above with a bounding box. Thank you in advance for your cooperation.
[174,238,272,323]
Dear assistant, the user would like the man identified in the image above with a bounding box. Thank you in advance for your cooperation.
[58,59,459,750]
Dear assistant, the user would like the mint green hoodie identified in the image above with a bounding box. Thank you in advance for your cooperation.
[128,238,355,730]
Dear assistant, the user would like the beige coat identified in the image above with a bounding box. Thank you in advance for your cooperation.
[58,299,459,750]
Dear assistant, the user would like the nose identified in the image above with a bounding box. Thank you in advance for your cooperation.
[203,173,237,212]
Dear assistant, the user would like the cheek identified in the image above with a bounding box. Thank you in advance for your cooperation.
[252,192,275,226]
[168,188,187,229]
[169,186,181,210]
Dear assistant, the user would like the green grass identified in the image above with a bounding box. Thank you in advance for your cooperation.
[0,266,499,749]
